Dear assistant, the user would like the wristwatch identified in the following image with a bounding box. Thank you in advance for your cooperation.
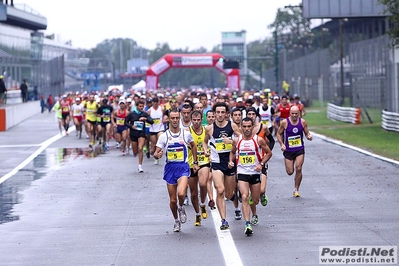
[193,161,198,165]
[260,162,265,166]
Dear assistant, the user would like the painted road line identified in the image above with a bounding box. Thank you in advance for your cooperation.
[0,127,75,184]
[210,191,243,266]
[311,131,399,166]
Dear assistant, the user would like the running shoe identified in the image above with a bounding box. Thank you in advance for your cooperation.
[250,215,259,226]
[220,220,229,230]
[178,207,187,223]
[235,210,242,220]
[138,166,143,173]
[122,150,125,156]
[146,152,150,159]
[293,190,301,197]
[104,143,109,151]
[183,195,189,206]
[79,132,82,139]
[245,224,253,236]
[200,205,208,219]
[260,194,268,206]
[194,214,201,226]
[65,131,69,136]
[249,195,253,205]
[208,199,216,210]
[154,159,159,165]
[116,142,120,149]
[173,221,181,232]
[89,143,93,148]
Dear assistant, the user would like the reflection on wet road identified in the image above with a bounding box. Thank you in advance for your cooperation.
[0,146,104,224]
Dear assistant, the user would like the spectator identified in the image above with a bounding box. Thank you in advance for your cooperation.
[0,75,6,105]
[47,94,53,113]
[40,96,47,113]
[20,79,28,103]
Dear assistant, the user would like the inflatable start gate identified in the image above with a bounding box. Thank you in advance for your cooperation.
[145,53,240,90]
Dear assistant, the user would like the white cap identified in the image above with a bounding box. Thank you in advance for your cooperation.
[236,97,243,102]
[193,98,200,104]
[127,98,132,102]
[75,97,81,101]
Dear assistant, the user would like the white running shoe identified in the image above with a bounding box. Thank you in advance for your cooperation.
[138,166,143,173]
[154,159,159,165]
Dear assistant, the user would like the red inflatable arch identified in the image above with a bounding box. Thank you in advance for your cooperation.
[145,53,240,90]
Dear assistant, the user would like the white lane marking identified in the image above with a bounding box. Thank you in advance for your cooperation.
[210,190,243,266]
[0,127,75,184]
[311,131,399,166]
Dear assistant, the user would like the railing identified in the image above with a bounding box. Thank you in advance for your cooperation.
[382,110,399,133]
[327,103,361,124]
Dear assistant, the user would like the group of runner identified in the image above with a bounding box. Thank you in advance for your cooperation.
[51,89,312,236]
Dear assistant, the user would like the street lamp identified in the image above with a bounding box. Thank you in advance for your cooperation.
[339,18,348,105]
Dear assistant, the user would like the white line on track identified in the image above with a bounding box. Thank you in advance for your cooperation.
[0,144,41,148]
[210,191,243,266]
[0,127,75,184]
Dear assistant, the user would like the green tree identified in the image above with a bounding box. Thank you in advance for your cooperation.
[379,0,399,47]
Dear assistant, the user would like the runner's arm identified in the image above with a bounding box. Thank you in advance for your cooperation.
[277,119,287,151]
[302,119,312,141]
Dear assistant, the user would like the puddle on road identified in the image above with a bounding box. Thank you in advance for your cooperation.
[0,146,104,224]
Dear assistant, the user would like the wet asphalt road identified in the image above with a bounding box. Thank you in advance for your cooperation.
[0,112,398,266]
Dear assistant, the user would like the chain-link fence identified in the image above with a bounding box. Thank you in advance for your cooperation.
[264,34,397,111]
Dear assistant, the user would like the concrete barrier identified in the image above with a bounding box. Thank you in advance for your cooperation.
[0,101,41,131]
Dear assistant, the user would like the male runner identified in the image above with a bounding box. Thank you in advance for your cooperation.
[112,99,129,155]
[154,108,199,232]
[203,102,241,230]
[230,117,272,235]
[277,106,312,197]
[148,97,164,165]
[187,111,210,226]
[97,98,113,150]
[70,97,84,138]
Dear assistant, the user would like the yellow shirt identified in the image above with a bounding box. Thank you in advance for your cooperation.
[85,101,98,122]
[188,126,210,167]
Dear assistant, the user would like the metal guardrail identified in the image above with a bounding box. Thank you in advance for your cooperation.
[382,110,399,133]
[327,103,361,124]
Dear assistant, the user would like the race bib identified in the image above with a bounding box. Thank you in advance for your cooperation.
[215,138,232,152]
[261,114,269,125]
[153,118,161,124]
[74,109,81,115]
[62,107,69,112]
[103,116,110,122]
[197,151,208,165]
[167,147,184,162]
[239,152,256,165]
[134,121,144,130]
[288,135,302,148]
[116,117,125,126]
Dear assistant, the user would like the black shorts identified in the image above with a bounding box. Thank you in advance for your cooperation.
[212,162,236,176]
[87,120,97,126]
[237,174,261,185]
[61,113,70,120]
[100,122,111,128]
[190,163,211,177]
[283,149,305,161]
[149,131,163,136]
[261,163,269,176]
[130,132,146,142]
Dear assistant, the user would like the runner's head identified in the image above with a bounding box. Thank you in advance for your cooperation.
[241,117,254,138]
[169,98,178,109]
[199,93,208,107]
[151,97,159,108]
[136,100,145,112]
[191,110,202,129]
[119,99,126,109]
[290,105,300,122]
[168,108,180,129]
[213,102,229,123]
[206,110,215,125]
[194,102,203,113]
[246,107,259,123]
[281,95,288,104]
[181,103,192,123]
[231,108,242,125]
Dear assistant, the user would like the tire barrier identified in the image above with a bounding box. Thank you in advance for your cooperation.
[327,103,361,124]
[382,110,399,133]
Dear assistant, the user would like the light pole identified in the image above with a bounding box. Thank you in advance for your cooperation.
[339,19,345,105]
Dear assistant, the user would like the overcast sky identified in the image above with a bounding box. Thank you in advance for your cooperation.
[17,0,301,50]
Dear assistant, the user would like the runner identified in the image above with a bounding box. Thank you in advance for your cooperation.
[70,97,84,138]
[205,110,216,210]
[60,95,71,135]
[112,99,129,155]
[180,103,193,205]
[187,110,210,226]
[230,117,272,235]
[148,97,164,165]
[153,108,199,232]
[230,107,244,221]
[84,94,99,148]
[277,106,312,197]
[96,98,113,150]
[203,102,241,230]
[292,94,306,117]
[259,96,275,135]
[51,97,63,135]
[125,100,153,172]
